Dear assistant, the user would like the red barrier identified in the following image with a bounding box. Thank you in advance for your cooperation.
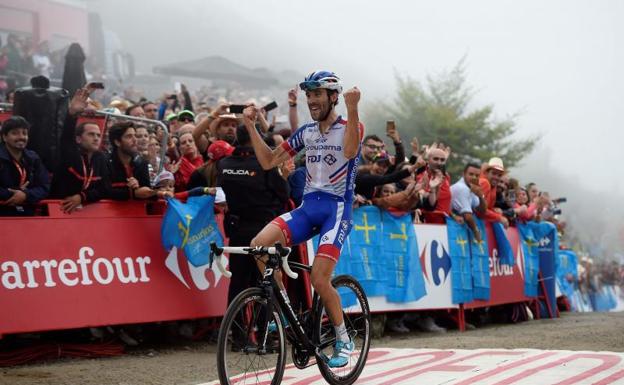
[0,202,534,337]
[0,201,229,337]
[464,224,531,309]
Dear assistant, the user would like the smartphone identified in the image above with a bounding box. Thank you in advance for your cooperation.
[167,94,177,101]
[229,104,246,114]
[386,120,395,132]
[87,82,105,90]
[263,101,278,112]
[174,82,182,94]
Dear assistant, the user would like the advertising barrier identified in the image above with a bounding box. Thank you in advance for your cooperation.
[1,202,555,336]
[0,201,229,336]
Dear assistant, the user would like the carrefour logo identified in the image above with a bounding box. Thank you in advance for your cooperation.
[164,247,228,290]
[419,240,451,286]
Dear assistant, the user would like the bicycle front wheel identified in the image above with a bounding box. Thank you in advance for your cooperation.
[216,287,286,385]
[313,275,372,385]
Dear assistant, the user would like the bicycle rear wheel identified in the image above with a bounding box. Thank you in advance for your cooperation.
[313,275,372,385]
[216,287,286,385]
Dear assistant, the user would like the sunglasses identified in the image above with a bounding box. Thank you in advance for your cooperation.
[299,80,323,91]
[178,116,194,122]
[365,144,384,151]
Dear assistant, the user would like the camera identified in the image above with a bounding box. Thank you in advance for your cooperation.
[502,208,517,218]
[544,197,566,218]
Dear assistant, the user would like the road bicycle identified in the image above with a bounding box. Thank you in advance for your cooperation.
[211,242,371,385]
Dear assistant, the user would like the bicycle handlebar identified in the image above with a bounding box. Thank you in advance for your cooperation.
[209,243,298,280]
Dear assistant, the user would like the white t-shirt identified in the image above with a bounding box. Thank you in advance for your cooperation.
[451,177,480,214]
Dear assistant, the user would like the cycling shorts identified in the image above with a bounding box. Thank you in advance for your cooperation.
[271,191,353,262]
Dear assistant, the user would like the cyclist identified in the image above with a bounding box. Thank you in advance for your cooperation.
[242,70,363,368]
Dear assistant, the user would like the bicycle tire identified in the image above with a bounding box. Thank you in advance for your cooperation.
[216,287,286,385]
[313,275,372,385]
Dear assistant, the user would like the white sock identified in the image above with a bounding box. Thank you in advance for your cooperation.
[334,322,350,343]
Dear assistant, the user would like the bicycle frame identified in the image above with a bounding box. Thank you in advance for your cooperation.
[210,243,332,359]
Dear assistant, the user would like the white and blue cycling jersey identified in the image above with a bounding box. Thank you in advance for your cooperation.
[272,116,364,262]
[281,116,363,203]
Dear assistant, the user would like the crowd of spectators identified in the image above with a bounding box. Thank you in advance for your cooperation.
[0,35,62,97]
[1,57,614,340]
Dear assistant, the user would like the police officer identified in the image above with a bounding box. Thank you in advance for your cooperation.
[217,125,290,305]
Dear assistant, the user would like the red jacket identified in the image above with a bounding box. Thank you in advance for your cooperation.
[174,154,204,191]
[478,175,503,222]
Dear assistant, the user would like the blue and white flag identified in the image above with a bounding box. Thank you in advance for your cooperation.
[556,250,578,301]
[348,206,385,296]
[446,217,473,304]
[470,218,490,301]
[161,195,223,267]
[492,222,514,266]
[382,211,427,303]
[517,223,540,297]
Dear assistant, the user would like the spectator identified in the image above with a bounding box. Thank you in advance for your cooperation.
[478,157,509,228]
[191,104,232,154]
[355,151,417,201]
[141,101,158,120]
[135,124,150,157]
[6,34,24,82]
[359,135,384,165]
[126,104,145,118]
[153,170,215,201]
[451,163,487,242]
[165,113,179,134]
[171,132,204,191]
[216,121,289,307]
[0,116,49,216]
[177,110,195,125]
[514,187,538,222]
[31,41,52,78]
[418,145,452,221]
[210,113,239,145]
[51,88,111,213]
[146,135,161,185]
[187,139,235,189]
[107,122,153,200]
[526,182,539,203]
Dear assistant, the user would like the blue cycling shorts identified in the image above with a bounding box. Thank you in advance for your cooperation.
[271,192,353,262]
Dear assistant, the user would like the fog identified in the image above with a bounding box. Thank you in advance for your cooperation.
[87,0,624,258]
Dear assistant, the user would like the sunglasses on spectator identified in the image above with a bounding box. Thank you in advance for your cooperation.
[178,116,194,122]
[365,144,384,151]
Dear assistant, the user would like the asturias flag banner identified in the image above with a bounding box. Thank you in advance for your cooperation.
[161,195,223,267]
[446,217,474,304]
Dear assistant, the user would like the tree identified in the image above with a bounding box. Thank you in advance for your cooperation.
[363,60,538,179]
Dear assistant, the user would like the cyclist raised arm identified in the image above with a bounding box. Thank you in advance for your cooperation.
[342,87,361,159]
[242,106,291,170]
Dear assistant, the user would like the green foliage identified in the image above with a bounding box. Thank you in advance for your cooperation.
[363,60,538,179]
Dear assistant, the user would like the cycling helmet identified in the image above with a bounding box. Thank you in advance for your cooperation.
[299,71,343,94]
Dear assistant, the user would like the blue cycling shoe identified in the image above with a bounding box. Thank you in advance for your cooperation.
[327,340,355,368]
